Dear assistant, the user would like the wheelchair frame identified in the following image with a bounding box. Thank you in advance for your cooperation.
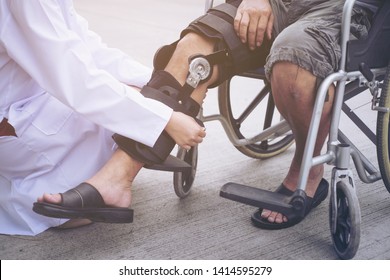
[145,0,390,259]
[193,0,390,259]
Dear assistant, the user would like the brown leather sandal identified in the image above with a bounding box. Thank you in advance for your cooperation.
[33,182,133,223]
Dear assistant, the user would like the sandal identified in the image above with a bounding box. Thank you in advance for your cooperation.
[33,182,133,223]
[251,178,329,230]
[54,219,93,229]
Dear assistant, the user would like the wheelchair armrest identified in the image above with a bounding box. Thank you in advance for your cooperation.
[239,67,267,80]
[344,0,390,72]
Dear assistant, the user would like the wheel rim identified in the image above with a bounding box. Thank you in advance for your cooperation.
[173,146,198,198]
[218,77,294,158]
[333,189,353,251]
[330,181,361,259]
[376,62,390,193]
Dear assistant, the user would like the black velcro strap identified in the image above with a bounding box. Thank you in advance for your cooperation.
[209,3,237,19]
[197,13,242,56]
[153,42,178,70]
[141,86,181,110]
[141,85,200,118]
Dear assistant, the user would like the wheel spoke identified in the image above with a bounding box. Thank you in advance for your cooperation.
[218,77,294,158]
[236,86,269,125]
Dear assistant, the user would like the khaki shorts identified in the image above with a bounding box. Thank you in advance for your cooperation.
[228,0,373,80]
[266,0,345,79]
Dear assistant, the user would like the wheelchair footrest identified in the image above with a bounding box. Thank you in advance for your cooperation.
[220,182,307,220]
[144,154,191,172]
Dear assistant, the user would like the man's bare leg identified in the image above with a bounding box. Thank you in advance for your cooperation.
[261,62,334,224]
[164,32,219,104]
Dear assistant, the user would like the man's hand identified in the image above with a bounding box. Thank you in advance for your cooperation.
[234,0,274,50]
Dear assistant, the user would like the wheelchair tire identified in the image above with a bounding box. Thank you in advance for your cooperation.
[218,76,294,159]
[173,146,198,198]
[376,61,390,193]
[329,181,361,260]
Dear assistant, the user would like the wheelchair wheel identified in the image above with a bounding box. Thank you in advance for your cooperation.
[376,62,390,193]
[218,76,294,159]
[173,146,198,198]
[329,181,361,260]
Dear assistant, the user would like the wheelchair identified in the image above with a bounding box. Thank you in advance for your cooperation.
[147,0,390,259]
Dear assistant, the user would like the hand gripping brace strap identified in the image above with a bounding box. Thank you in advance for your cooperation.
[112,71,203,165]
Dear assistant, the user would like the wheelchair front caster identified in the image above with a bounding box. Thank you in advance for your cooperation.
[173,145,198,198]
[329,181,361,259]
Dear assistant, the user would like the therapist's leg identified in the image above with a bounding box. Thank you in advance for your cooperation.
[38,148,143,210]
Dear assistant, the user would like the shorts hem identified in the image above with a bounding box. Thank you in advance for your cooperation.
[265,47,334,80]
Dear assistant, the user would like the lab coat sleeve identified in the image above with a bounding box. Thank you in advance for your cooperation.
[74,9,153,89]
[4,0,172,147]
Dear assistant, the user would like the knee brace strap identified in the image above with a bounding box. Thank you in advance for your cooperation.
[182,3,270,86]
[144,70,200,117]
[113,129,177,165]
[113,71,203,165]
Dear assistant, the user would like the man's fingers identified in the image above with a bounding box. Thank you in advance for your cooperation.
[234,11,242,36]
[247,15,260,50]
[238,12,250,43]
[255,15,269,47]
[266,13,274,40]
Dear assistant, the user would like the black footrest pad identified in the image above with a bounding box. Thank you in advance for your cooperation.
[144,155,191,172]
[220,182,293,213]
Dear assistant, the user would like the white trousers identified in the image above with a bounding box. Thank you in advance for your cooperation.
[0,93,116,235]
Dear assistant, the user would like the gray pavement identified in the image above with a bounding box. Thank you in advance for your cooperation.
[1,0,390,260]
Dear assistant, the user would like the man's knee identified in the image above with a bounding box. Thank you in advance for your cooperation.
[175,32,216,54]
[272,62,316,86]
[271,62,318,100]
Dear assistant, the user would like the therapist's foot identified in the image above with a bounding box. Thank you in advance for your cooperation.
[37,149,144,210]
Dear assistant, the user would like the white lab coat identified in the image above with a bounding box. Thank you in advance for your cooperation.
[0,0,173,235]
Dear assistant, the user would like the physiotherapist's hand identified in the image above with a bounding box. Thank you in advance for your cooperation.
[234,0,274,50]
[165,111,206,151]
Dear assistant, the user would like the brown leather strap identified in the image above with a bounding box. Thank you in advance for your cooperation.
[0,118,16,137]
[60,182,105,208]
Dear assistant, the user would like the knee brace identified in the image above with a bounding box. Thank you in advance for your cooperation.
[112,70,202,166]
[113,3,269,166]
[154,3,270,89]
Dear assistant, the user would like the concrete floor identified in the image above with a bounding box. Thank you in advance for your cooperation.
[1,0,390,261]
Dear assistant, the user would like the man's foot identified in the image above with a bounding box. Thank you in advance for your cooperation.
[251,178,329,230]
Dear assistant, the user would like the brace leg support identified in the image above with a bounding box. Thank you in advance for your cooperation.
[112,70,201,165]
